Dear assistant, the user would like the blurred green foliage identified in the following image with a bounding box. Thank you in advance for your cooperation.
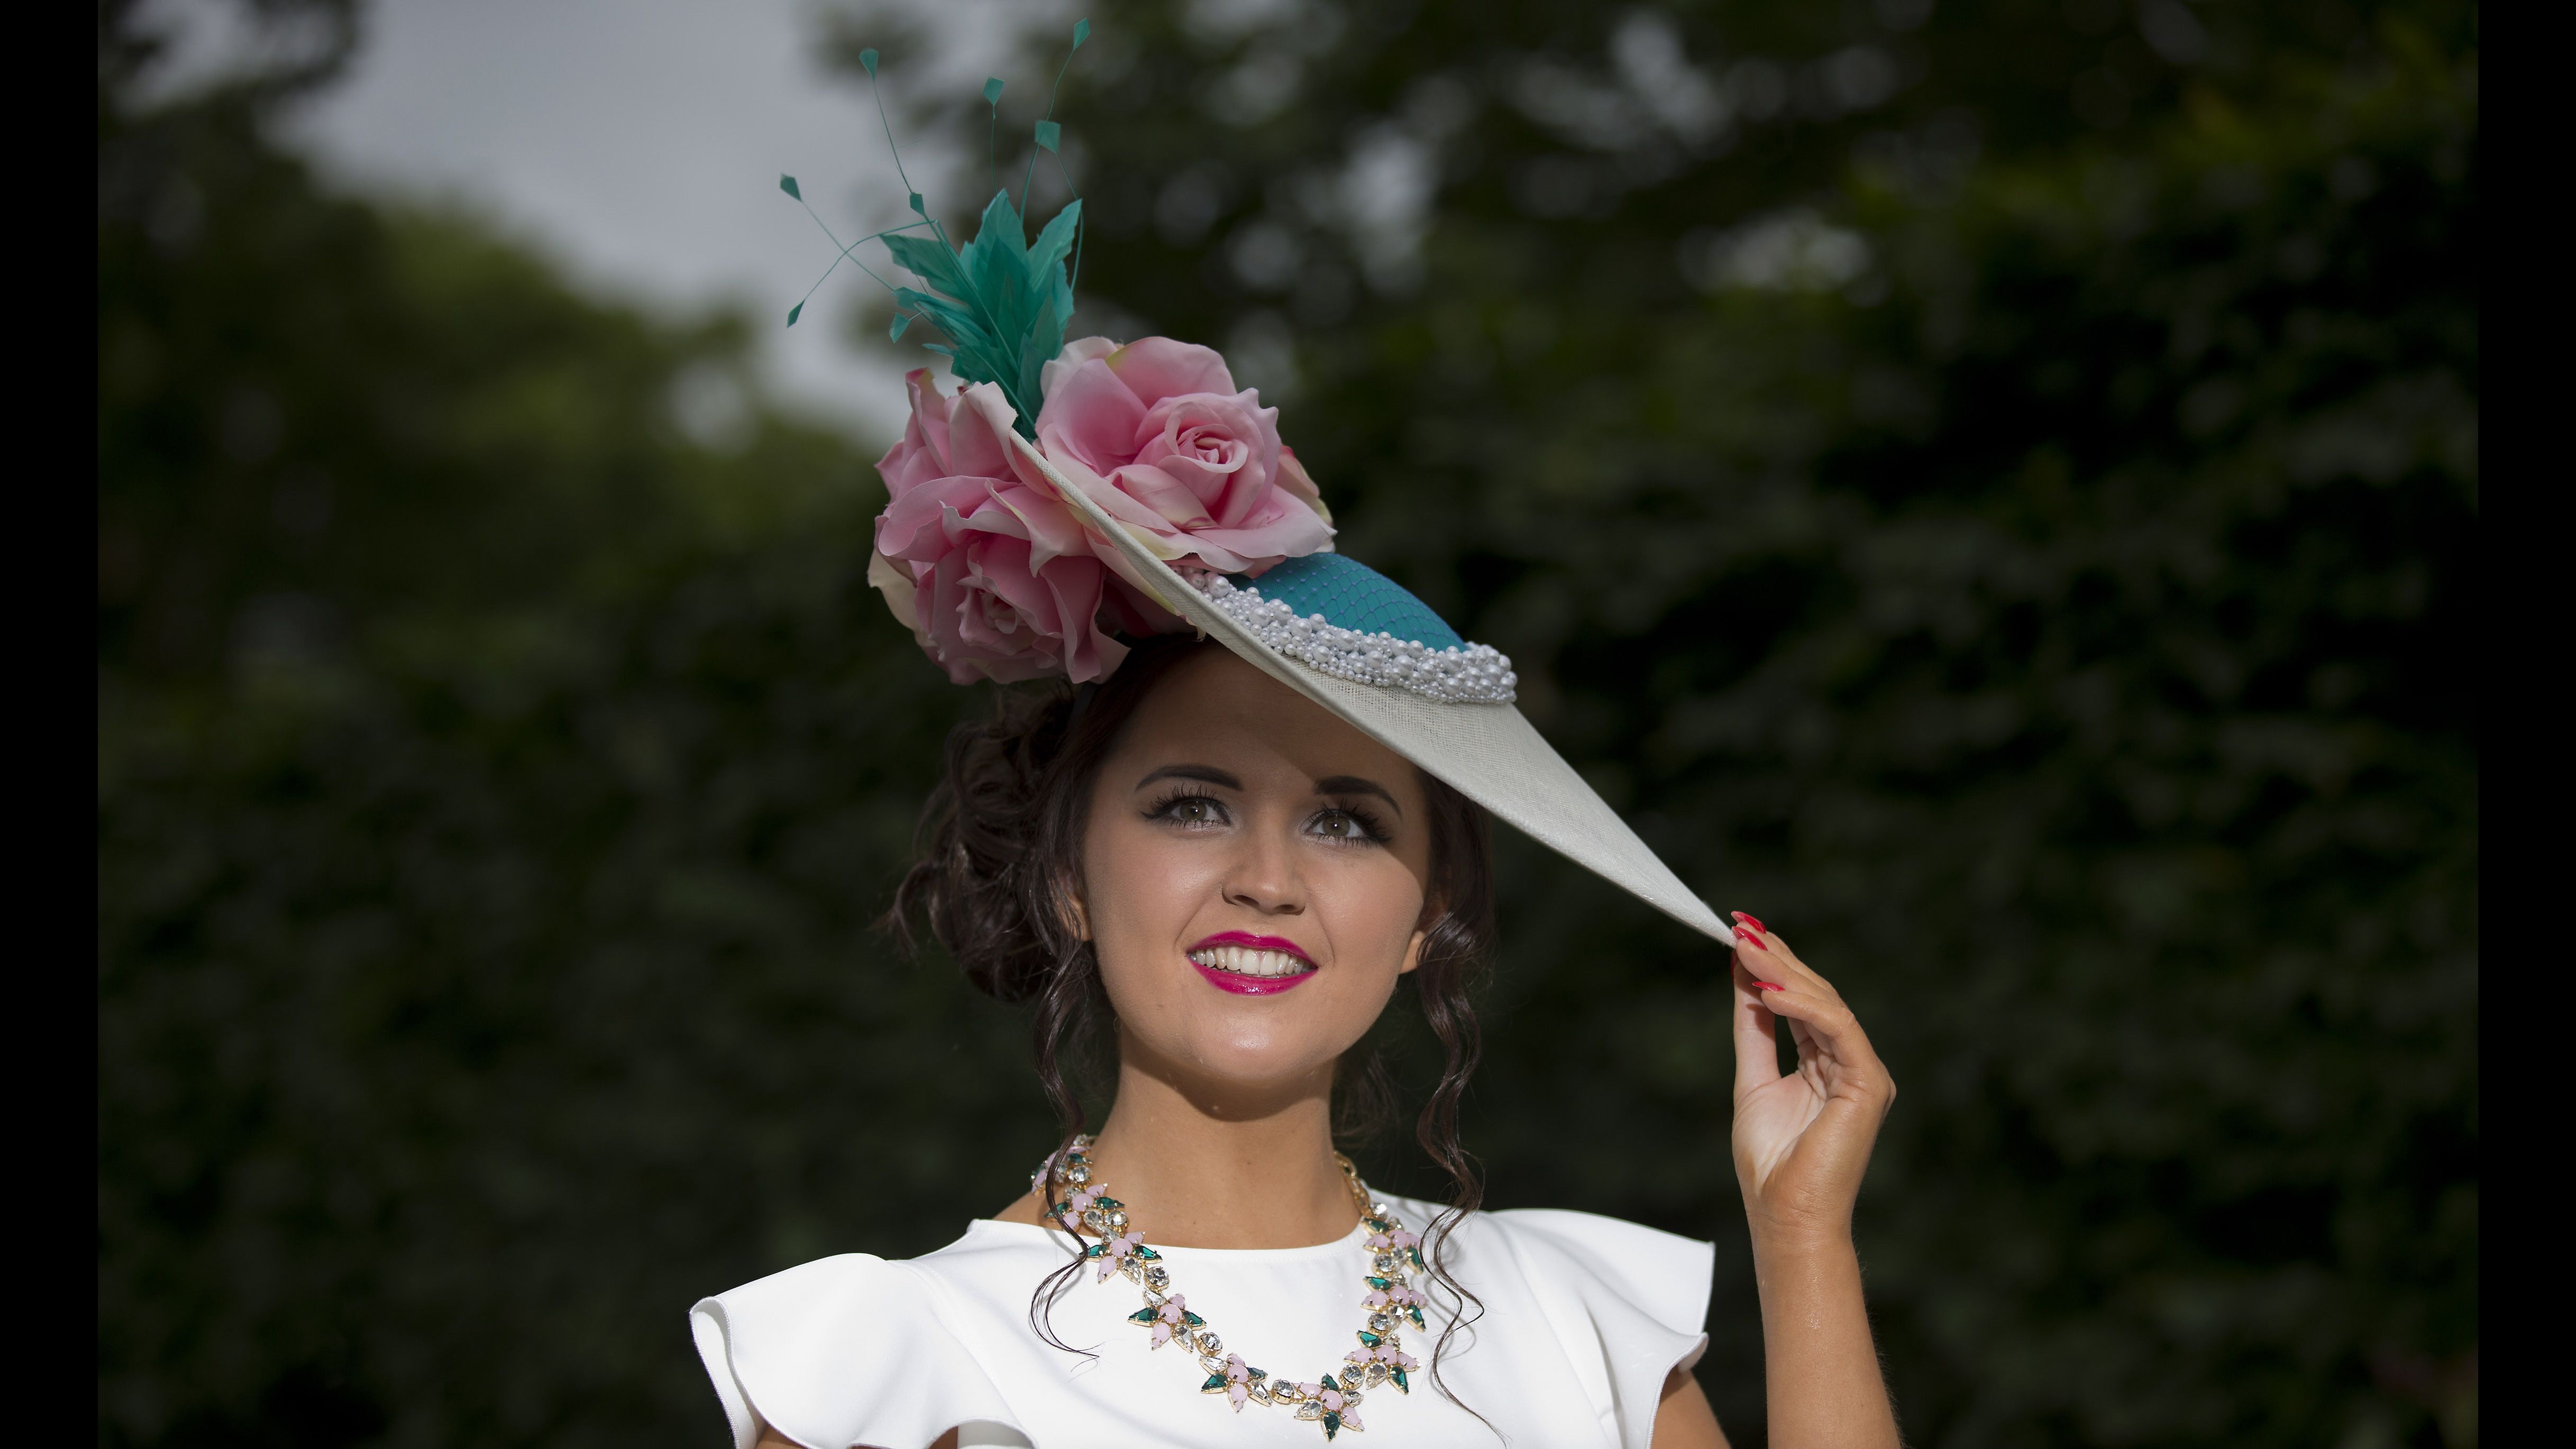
[98,1,2474,1447]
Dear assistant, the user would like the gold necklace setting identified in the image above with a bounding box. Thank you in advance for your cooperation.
[1037,1136,1427,1440]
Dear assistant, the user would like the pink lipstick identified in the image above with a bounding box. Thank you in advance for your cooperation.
[1186,931,1318,996]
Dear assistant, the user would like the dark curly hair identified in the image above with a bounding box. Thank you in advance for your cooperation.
[890,634,1497,1408]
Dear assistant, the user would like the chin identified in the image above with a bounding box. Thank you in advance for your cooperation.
[1184,1032,1340,1086]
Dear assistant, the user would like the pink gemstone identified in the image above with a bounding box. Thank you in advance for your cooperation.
[1341,1410,1365,1431]
[1149,1323,1172,1347]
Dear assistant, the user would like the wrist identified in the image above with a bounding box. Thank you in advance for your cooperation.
[1744,1209,1856,1260]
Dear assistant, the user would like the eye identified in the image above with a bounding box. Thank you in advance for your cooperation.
[1144,792,1230,829]
[1308,806,1389,846]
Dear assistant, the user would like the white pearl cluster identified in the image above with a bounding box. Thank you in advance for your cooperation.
[1195,575,1518,705]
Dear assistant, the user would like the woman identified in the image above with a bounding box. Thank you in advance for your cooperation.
[700,124,1899,1446]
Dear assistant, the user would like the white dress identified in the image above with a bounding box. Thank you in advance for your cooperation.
[691,1194,1712,1449]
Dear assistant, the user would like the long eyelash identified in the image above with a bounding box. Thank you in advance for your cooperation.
[1320,803,1393,843]
[1141,787,1225,822]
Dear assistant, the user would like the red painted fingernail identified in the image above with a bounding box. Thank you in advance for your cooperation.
[1737,928,1768,949]
[1731,911,1768,932]
[1753,981,1785,992]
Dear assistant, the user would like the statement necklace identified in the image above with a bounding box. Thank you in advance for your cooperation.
[1036,1135,1428,1440]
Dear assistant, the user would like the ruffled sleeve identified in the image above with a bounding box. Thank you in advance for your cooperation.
[1487,1209,1714,1449]
[690,1254,1029,1449]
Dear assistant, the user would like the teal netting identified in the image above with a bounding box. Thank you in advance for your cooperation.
[1233,554,1465,650]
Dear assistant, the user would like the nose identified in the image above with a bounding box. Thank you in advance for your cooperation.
[1221,820,1305,916]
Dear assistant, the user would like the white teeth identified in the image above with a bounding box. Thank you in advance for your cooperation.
[1188,946,1315,978]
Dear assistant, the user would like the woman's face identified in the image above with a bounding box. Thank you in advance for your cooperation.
[1079,647,1435,1099]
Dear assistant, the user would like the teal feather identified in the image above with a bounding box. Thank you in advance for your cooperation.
[781,24,1091,434]
[887,190,1083,437]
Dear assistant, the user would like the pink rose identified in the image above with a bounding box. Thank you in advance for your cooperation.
[869,371,1170,684]
[1034,336,1333,576]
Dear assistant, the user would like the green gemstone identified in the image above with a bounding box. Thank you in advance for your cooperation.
[1093,1196,1121,1210]
[1084,1243,1106,1258]
[1202,1373,1226,1391]
[1366,1217,1391,1232]
[1133,1245,1161,1260]
[1129,1307,1158,1324]
[1408,1306,1426,1328]
[1409,1246,1425,1269]
[1182,1312,1205,1326]
[1320,1373,1340,1391]
[1322,1412,1341,1438]
[1365,1276,1392,1291]
[1391,1369,1409,1393]
[1356,1331,1382,1347]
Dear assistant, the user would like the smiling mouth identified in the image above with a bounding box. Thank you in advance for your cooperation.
[1186,937,1318,995]
[1186,943,1316,979]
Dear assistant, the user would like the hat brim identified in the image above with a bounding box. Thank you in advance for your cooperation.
[1010,433,1735,948]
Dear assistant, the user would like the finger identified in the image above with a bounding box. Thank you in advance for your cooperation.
[1730,921,1844,1007]
[1754,988,1890,1088]
[1728,931,1822,1003]
[1730,956,1785,1099]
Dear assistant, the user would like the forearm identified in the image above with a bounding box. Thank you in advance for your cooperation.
[1750,1227,1899,1449]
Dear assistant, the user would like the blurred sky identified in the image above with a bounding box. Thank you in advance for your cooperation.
[147,0,1072,444]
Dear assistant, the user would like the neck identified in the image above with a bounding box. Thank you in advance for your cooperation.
[1079,1029,1361,1250]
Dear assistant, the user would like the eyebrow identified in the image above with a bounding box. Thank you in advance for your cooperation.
[1136,764,1243,792]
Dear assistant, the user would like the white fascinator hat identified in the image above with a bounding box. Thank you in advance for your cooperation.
[782,26,1735,949]
[1011,432,1735,949]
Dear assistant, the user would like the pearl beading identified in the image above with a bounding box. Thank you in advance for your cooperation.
[1194,575,1519,705]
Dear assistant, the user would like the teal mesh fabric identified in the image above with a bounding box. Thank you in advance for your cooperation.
[1234,553,1465,650]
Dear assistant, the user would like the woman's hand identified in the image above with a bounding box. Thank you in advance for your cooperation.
[1725,914,1903,1448]
[1726,914,1896,1246]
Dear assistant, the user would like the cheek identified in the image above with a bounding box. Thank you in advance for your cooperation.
[1329,859,1432,952]
[1082,818,1208,969]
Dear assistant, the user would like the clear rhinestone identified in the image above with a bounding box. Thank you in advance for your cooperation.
[1344,1390,1364,1408]
[1065,1163,1091,1185]
[1081,1207,1105,1231]
[1106,1209,1128,1231]
[1199,1333,1222,1355]
[1373,1252,1398,1272]
[1295,1402,1324,1421]
[1368,1313,1393,1332]
[1364,1363,1387,1387]
[1144,1265,1171,1289]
